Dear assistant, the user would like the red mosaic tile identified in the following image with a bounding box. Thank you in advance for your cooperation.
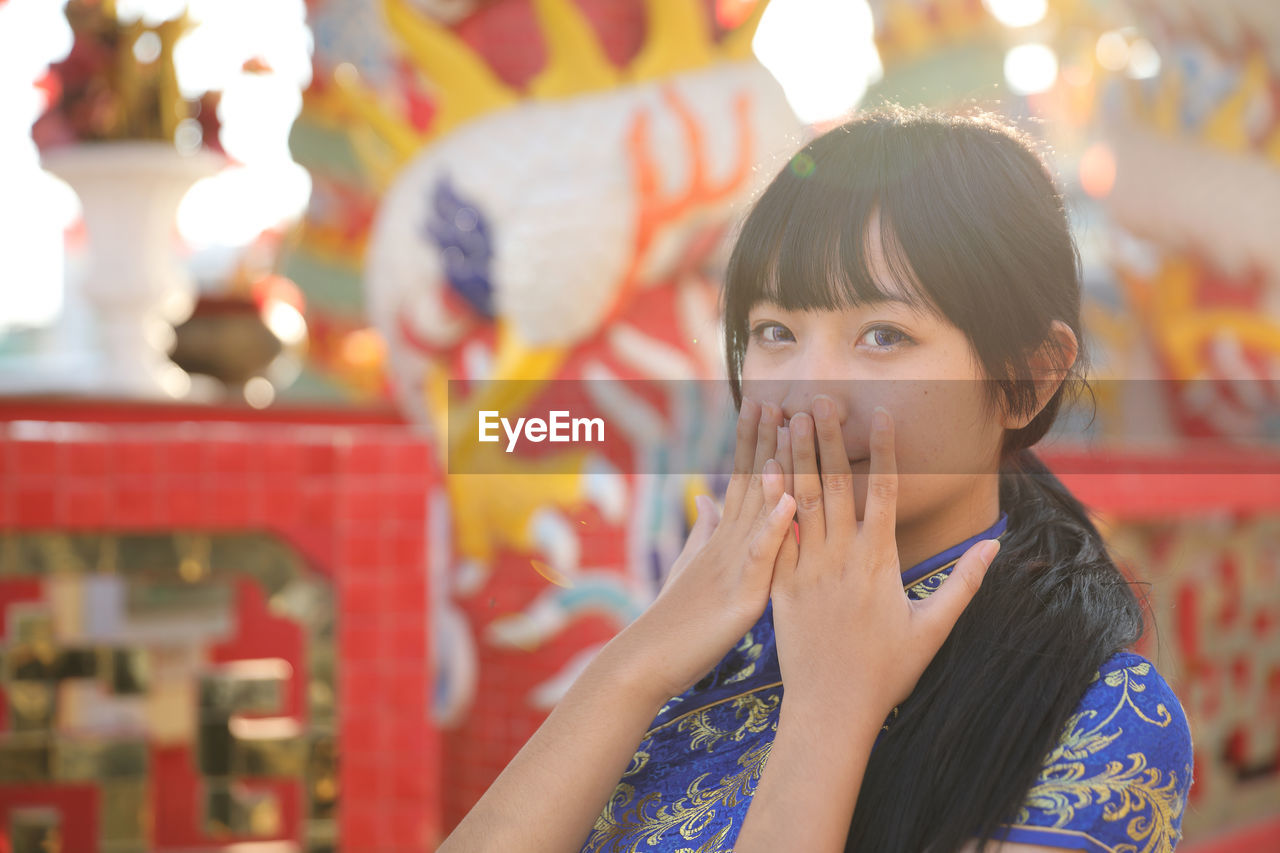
[387,617,429,664]
[297,483,337,527]
[260,441,303,477]
[339,666,382,707]
[386,674,428,721]
[389,440,431,476]
[341,805,380,852]
[338,527,383,571]
[156,438,205,477]
[208,439,256,475]
[389,484,429,523]
[64,484,110,527]
[301,443,338,476]
[347,479,389,525]
[348,441,387,477]
[13,484,59,526]
[207,481,253,527]
[338,620,381,666]
[111,478,159,527]
[66,441,109,477]
[386,524,426,567]
[0,783,99,852]
[0,577,44,639]
[342,574,381,617]
[390,761,433,805]
[343,753,382,804]
[115,440,160,479]
[11,440,60,478]
[212,578,306,720]
[285,524,336,571]
[159,478,206,527]
[389,805,434,851]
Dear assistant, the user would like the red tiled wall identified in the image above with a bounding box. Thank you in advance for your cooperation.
[0,419,439,852]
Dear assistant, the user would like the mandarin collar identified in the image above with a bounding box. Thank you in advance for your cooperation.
[899,511,1009,590]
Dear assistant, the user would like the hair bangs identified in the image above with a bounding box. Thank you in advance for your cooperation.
[723,162,944,402]
[728,172,936,317]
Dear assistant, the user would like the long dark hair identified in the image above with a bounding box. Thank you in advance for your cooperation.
[722,106,1144,852]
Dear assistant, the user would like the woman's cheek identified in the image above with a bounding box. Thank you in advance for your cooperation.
[738,357,787,407]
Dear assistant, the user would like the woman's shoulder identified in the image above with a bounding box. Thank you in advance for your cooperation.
[992,650,1195,852]
[1072,650,1193,761]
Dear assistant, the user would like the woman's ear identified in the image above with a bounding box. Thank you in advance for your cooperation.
[1002,320,1079,431]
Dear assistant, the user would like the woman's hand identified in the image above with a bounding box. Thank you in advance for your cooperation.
[438,400,795,853]
[770,397,1001,728]
[736,399,998,851]
[611,397,797,704]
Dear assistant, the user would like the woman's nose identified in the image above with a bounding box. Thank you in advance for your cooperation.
[780,386,849,425]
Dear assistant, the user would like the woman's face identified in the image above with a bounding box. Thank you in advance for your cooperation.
[738,236,1007,543]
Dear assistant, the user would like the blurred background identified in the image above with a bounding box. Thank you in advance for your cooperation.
[0,0,1277,850]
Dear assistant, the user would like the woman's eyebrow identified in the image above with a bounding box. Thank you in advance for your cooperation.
[860,293,930,316]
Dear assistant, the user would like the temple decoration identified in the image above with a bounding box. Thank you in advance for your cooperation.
[287,0,803,824]
[1087,2,1280,831]
[27,0,227,399]
[1090,0,1280,443]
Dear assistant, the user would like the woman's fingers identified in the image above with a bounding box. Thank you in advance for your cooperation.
[753,404,781,474]
[662,494,720,591]
[812,395,854,538]
[724,397,761,520]
[912,538,1000,653]
[745,461,796,574]
[771,427,799,585]
[687,494,720,552]
[776,425,794,500]
[789,413,825,545]
[859,406,899,569]
[760,457,783,506]
[741,404,783,520]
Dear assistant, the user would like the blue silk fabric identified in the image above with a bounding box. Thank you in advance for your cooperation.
[579,512,1195,853]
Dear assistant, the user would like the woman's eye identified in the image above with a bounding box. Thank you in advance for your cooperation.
[859,325,912,349]
[750,323,795,344]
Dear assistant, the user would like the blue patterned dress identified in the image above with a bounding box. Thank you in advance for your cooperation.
[579,512,1195,853]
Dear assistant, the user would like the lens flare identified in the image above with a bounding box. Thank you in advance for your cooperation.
[1004,43,1058,95]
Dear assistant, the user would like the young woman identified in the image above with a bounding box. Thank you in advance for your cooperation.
[438,106,1194,852]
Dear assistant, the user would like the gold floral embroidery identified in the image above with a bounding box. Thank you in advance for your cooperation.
[586,741,773,853]
[905,529,1008,600]
[723,630,764,685]
[678,692,780,753]
[673,825,732,853]
[906,570,948,599]
[1015,660,1188,853]
[622,748,650,779]
[1103,662,1174,727]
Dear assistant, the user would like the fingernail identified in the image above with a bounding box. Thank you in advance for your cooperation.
[873,406,891,432]
[763,458,781,480]
[791,412,810,435]
[813,396,834,420]
[978,539,1001,565]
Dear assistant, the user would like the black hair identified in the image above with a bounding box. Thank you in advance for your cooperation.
[721,105,1144,852]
